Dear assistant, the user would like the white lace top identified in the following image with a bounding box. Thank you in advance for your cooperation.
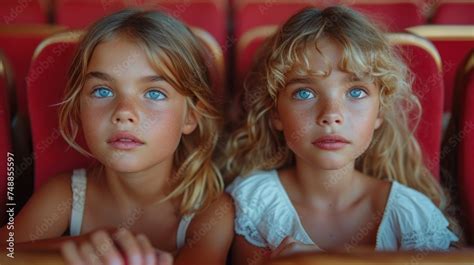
[226,170,458,251]
[69,169,194,249]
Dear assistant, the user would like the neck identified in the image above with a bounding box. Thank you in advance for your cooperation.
[102,158,176,208]
[290,158,360,210]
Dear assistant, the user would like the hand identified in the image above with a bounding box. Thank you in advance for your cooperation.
[271,236,320,258]
[60,228,173,265]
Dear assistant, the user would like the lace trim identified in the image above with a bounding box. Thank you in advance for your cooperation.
[235,213,267,248]
[401,209,458,250]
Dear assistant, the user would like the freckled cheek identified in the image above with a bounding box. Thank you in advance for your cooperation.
[281,110,314,147]
[347,109,379,153]
[80,100,119,152]
[142,110,184,146]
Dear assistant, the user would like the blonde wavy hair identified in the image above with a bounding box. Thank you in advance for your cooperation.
[58,9,223,215]
[226,6,461,239]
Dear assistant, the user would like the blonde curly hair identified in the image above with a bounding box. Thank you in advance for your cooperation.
[226,6,461,240]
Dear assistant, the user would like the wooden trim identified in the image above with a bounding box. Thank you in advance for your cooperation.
[191,27,226,86]
[388,33,442,71]
[0,24,67,37]
[237,25,277,55]
[32,30,83,61]
[407,25,474,41]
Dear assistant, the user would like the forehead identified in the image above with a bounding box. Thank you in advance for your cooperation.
[286,37,343,77]
[87,35,159,77]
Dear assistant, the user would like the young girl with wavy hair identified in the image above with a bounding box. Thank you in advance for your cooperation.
[226,6,459,264]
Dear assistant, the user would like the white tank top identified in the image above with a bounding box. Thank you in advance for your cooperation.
[69,169,194,249]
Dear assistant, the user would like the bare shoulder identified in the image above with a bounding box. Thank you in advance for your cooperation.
[0,172,74,243]
[186,192,235,245]
[175,193,235,265]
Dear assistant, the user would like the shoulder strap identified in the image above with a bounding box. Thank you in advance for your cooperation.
[176,213,195,249]
[70,169,87,236]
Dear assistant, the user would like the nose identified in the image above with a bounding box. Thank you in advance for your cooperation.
[316,100,343,126]
[111,97,138,125]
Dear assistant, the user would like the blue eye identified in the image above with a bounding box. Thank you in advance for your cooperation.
[92,87,113,98]
[293,89,315,100]
[145,90,166,100]
[348,88,367,99]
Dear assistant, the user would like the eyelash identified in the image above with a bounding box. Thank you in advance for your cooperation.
[90,87,167,101]
[291,87,369,100]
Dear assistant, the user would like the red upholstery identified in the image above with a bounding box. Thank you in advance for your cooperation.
[0,0,47,25]
[350,1,424,32]
[389,33,444,179]
[0,25,66,116]
[56,0,228,47]
[157,1,228,49]
[237,28,443,178]
[0,50,13,225]
[235,2,310,39]
[458,52,474,242]
[56,0,127,28]
[407,25,474,113]
[27,32,94,190]
[235,1,425,40]
[28,28,224,189]
[432,1,474,25]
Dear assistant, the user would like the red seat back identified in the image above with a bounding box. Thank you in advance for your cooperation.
[0,0,48,25]
[237,28,444,178]
[432,0,474,25]
[407,25,474,114]
[56,0,228,47]
[350,1,425,32]
[0,50,13,225]
[29,28,224,189]
[389,33,444,178]
[27,31,94,190]
[234,0,425,40]
[0,25,66,116]
[458,52,474,242]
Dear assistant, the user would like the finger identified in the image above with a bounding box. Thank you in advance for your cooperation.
[79,242,103,265]
[154,248,173,265]
[91,230,124,265]
[61,241,85,265]
[136,234,155,265]
[114,228,143,265]
[271,236,296,258]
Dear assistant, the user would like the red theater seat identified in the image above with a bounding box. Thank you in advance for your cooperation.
[0,0,48,25]
[55,0,228,47]
[28,28,224,189]
[234,0,425,40]
[237,27,443,178]
[388,33,444,178]
[407,25,474,115]
[27,31,94,190]
[0,50,13,225]
[432,0,474,25]
[456,52,474,242]
[349,0,425,32]
[0,25,66,117]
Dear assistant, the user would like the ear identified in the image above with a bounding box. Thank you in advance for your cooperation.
[374,110,383,130]
[271,109,283,131]
[182,104,200,135]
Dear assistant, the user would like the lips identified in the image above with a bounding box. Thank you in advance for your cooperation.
[312,135,350,151]
[107,132,144,150]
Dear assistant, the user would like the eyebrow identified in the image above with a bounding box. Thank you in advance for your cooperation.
[141,75,164,83]
[84,71,165,83]
[285,77,318,86]
[85,71,114,82]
